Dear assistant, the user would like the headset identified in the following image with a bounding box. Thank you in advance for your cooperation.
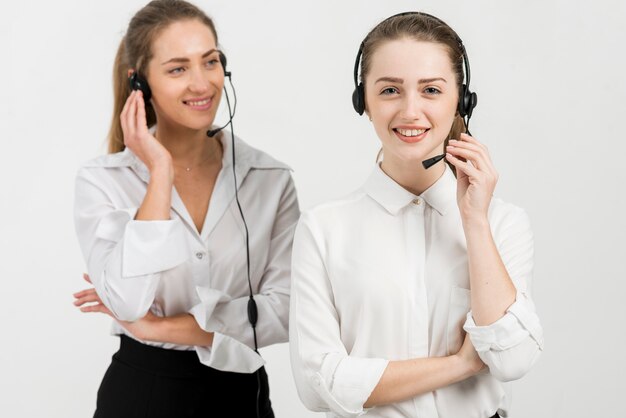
[128,51,262,418]
[351,12,478,168]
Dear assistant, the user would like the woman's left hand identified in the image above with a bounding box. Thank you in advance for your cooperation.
[73,274,114,317]
[445,133,498,223]
[73,273,162,341]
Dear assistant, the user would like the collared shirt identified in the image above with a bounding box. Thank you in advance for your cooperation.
[290,164,543,418]
[74,132,300,373]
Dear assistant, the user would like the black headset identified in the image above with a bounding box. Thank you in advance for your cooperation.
[352,12,477,123]
[128,51,229,103]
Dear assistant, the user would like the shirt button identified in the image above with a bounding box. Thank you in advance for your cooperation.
[195,252,204,260]
[412,198,421,205]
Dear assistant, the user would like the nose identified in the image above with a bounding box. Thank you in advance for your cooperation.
[399,91,424,120]
[187,68,211,94]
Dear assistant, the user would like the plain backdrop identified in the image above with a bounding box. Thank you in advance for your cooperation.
[1,0,625,417]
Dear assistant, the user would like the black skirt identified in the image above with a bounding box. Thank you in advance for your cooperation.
[93,335,273,418]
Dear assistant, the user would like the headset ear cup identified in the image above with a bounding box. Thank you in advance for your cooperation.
[458,84,478,119]
[458,84,467,117]
[219,51,231,77]
[128,72,152,102]
[467,91,477,119]
[352,83,365,115]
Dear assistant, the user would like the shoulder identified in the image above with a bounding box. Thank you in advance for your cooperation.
[232,134,292,172]
[488,197,532,242]
[297,189,371,233]
[79,149,133,170]
[489,197,530,225]
[75,150,135,182]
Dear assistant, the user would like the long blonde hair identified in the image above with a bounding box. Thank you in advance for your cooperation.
[106,0,218,153]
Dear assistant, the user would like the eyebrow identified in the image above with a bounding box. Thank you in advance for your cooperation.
[375,77,447,84]
[161,49,218,65]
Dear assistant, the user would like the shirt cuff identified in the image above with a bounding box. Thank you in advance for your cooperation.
[314,355,388,417]
[195,332,265,373]
[190,287,265,373]
[463,293,544,352]
[188,286,232,332]
[121,218,190,277]
[95,208,138,242]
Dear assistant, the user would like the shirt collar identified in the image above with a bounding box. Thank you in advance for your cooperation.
[363,163,456,216]
[83,128,291,183]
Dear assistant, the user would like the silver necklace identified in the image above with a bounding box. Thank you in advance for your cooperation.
[173,140,223,172]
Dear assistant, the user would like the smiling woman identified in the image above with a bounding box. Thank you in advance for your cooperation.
[289,12,543,418]
[72,1,299,417]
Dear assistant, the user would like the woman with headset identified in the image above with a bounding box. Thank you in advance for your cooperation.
[72,1,298,417]
[289,12,543,418]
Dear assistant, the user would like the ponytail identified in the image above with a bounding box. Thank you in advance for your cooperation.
[444,114,467,177]
[107,39,129,154]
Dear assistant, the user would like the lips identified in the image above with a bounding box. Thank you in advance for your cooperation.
[183,97,213,110]
[393,127,430,143]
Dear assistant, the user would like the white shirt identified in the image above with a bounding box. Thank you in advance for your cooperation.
[74,132,300,373]
[290,164,543,418]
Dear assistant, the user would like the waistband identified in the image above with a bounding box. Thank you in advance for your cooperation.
[114,334,210,378]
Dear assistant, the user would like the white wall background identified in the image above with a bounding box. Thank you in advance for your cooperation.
[1,0,625,417]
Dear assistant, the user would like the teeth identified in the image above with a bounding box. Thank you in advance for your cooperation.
[186,99,210,106]
[397,128,426,137]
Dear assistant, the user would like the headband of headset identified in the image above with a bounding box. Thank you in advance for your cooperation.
[351,12,477,120]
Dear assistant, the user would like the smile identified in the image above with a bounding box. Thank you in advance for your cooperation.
[393,127,430,143]
[183,99,211,107]
[396,128,426,137]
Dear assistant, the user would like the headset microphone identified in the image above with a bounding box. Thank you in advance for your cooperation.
[206,117,231,137]
[422,154,447,169]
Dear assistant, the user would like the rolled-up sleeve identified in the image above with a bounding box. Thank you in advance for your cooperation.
[190,174,300,372]
[464,207,544,382]
[290,212,388,417]
[74,168,190,321]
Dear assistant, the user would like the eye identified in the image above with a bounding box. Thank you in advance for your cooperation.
[168,67,185,75]
[205,58,220,68]
[380,87,399,95]
[424,87,441,95]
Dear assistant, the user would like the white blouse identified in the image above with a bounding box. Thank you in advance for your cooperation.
[74,132,300,373]
[290,164,543,418]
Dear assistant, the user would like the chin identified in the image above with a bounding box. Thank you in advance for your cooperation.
[178,116,216,132]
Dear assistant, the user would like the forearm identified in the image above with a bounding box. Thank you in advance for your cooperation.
[463,217,516,325]
[365,354,477,407]
[135,313,214,346]
[136,165,174,220]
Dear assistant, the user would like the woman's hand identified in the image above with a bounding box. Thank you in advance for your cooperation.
[73,273,163,341]
[445,133,498,224]
[121,90,172,174]
[456,333,486,376]
[73,273,114,316]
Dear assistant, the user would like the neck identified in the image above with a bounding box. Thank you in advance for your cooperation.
[380,153,446,196]
[155,122,222,167]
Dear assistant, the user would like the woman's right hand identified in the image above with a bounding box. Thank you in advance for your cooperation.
[121,90,172,174]
[457,333,486,376]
